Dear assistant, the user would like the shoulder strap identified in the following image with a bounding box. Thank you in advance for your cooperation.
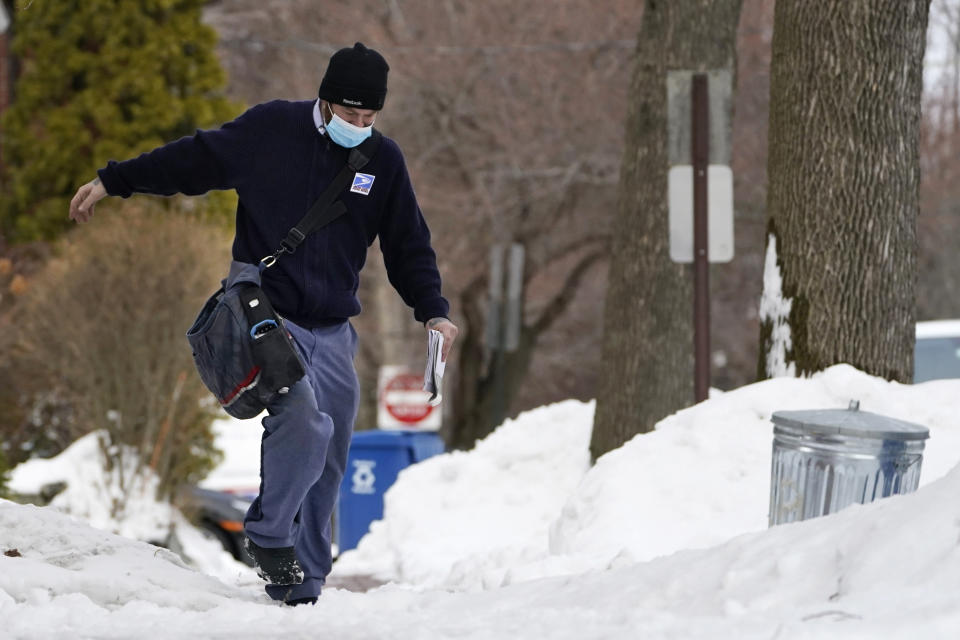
[261,130,383,268]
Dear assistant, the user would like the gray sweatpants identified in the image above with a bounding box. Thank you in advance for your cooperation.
[243,319,359,602]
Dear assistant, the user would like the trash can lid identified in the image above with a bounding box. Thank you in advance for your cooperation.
[351,429,445,447]
[351,430,410,447]
[771,406,929,441]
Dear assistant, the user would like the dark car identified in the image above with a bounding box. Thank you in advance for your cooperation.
[179,485,255,566]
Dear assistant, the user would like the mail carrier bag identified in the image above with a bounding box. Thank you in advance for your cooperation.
[186,261,305,419]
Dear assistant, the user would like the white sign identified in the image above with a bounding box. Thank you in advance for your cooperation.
[377,365,441,430]
[667,164,735,263]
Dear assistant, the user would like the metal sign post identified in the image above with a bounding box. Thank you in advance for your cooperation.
[667,69,734,405]
[691,74,710,404]
[485,243,525,427]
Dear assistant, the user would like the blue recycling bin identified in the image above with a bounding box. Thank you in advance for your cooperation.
[336,430,445,553]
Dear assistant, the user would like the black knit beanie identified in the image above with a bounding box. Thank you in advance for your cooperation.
[318,42,389,111]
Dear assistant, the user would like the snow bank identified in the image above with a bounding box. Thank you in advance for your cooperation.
[8,431,173,542]
[8,431,259,584]
[552,364,960,564]
[4,365,960,637]
[430,462,960,639]
[4,453,960,638]
[333,400,593,588]
[334,365,960,590]
[0,500,253,613]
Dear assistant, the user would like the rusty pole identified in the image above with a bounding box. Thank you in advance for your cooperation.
[691,73,710,403]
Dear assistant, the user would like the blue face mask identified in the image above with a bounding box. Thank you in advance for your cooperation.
[325,105,374,148]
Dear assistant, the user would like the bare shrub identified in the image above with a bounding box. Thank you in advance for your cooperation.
[1,202,232,502]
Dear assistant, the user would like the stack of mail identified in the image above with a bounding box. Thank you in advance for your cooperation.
[423,329,446,406]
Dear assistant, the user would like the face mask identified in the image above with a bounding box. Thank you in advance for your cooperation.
[325,104,373,148]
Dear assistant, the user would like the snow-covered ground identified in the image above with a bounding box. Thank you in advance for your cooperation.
[6,429,260,586]
[3,364,960,638]
[7,432,174,543]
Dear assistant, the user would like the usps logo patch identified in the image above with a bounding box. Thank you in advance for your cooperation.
[350,172,375,196]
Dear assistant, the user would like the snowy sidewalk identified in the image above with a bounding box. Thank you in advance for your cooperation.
[4,365,960,638]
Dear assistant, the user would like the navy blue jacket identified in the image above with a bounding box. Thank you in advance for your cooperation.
[98,100,449,328]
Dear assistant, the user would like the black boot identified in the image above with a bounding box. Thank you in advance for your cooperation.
[244,538,304,585]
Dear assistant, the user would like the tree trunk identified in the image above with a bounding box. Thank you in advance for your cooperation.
[760,0,929,382]
[449,324,538,451]
[450,246,605,450]
[592,0,743,459]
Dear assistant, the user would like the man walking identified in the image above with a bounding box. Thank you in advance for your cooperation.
[69,42,458,605]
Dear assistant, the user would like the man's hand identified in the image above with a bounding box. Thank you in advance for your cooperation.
[69,178,108,223]
[426,317,459,362]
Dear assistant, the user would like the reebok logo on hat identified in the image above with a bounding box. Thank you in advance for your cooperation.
[318,42,390,111]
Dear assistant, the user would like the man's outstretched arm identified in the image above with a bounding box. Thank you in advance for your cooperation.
[67,103,270,223]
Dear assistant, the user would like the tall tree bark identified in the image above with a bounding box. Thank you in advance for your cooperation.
[592,0,743,459]
[759,0,929,382]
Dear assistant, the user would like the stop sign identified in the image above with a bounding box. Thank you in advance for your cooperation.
[377,366,440,430]
[382,373,432,424]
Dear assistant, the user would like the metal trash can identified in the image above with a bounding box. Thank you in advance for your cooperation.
[336,430,445,553]
[769,401,929,526]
